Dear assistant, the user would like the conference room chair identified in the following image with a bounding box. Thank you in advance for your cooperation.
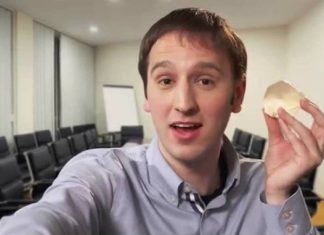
[247,135,266,159]
[0,155,50,218]
[121,125,144,146]
[0,136,10,158]
[51,138,73,167]
[57,127,73,139]
[35,130,53,147]
[232,128,252,155]
[87,123,120,147]
[14,133,38,182]
[69,133,88,155]
[84,129,112,149]
[72,124,89,134]
[26,146,58,182]
[231,128,243,146]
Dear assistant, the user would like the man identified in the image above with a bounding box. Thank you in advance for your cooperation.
[0,8,323,235]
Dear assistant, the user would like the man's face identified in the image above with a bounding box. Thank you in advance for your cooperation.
[144,32,245,165]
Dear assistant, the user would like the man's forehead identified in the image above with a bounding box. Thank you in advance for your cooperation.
[153,31,215,51]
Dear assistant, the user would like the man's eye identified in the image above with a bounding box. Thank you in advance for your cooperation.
[198,78,214,86]
[159,78,172,86]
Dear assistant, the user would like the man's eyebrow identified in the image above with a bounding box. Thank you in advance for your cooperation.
[150,61,172,75]
[194,62,223,73]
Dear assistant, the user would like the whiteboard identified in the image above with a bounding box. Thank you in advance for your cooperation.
[103,85,139,132]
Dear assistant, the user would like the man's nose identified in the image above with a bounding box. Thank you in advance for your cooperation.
[174,81,199,115]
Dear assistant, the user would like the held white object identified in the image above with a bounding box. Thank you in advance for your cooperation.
[263,80,305,118]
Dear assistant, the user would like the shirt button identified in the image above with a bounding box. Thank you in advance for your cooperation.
[170,196,177,204]
[282,209,292,220]
[184,186,190,193]
[286,224,295,233]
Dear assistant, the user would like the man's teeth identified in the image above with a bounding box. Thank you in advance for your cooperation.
[172,124,200,128]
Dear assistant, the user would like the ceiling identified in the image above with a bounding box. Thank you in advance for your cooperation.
[0,0,320,46]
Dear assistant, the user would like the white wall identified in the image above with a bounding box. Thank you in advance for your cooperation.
[95,42,154,136]
[285,0,324,196]
[226,27,287,140]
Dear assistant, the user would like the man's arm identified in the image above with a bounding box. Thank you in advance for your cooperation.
[264,98,323,204]
[262,98,323,234]
[0,151,114,235]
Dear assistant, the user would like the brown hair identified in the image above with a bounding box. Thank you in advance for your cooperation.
[138,8,247,97]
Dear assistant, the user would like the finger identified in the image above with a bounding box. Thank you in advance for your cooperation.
[278,108,321,159]
[278,118,308,158]
[263,110,284,145]
[300,98,324,126]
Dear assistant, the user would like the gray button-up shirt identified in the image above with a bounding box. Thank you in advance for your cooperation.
[0,136,319,235]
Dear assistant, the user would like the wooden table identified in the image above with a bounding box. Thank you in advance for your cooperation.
[312,201,324,226]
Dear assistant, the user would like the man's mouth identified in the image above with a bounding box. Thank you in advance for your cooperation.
[170,123,202,130]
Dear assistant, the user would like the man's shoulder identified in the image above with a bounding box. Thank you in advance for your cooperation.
[61,145,149,176]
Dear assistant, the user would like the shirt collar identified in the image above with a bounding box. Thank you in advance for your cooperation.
[146,135,241,200]
[146,136,183,198]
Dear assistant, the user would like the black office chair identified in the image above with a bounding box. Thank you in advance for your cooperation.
[69,133,87,155]
[35,130,53,147]
[26,146,58,181]
[232,130,252,155]
[73,124,88,134]
[84,129,112,149]
[0,136,10,158]
[57,127,73,139]
[51,138,73,167]
[0,155,51,217]
[121,125,144,146]
[247,135,266,159]
[14,133,38,182]
[231,128,243,146]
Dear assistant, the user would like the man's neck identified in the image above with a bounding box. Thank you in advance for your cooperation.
[160,142,223,196]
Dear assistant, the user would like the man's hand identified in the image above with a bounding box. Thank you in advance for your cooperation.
[263,98,324,204]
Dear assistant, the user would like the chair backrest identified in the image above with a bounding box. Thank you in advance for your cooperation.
[52,139,73,166]
[73,124,88,134]
[121,125,144,145]
[0,155,24,200]
[14,133,37,154]
[299,169,317,190]
[27,146,56,181]
[0,136,10,158]
[231,128,242,146]
[58,127,73,139]
[234,130,252,153]
[35,130,53,146]
[70,134,87,155]
[248,135,266,159]
[84,129,95,148]
[85,123,96,130]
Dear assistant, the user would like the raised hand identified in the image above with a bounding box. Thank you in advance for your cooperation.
[263,98,324,204]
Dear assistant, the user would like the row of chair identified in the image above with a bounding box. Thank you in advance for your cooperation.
[0,124,145,218]
[231,128,266,159]
[0,125,110,218]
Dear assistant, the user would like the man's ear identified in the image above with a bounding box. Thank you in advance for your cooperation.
[231,76,246,113]
[144,99,151,112]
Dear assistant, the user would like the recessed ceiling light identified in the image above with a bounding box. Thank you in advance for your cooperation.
[105,0,121,3]
[89,25,99,33]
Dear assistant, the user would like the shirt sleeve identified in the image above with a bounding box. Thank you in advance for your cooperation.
[0,150,116,235]
[260,187,320,235]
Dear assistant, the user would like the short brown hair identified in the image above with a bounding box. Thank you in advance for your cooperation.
[138,8,247,97]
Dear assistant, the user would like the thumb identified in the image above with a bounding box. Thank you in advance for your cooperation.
[263,110,283,145]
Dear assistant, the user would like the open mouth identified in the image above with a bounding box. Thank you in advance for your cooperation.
[170,123,202,130]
